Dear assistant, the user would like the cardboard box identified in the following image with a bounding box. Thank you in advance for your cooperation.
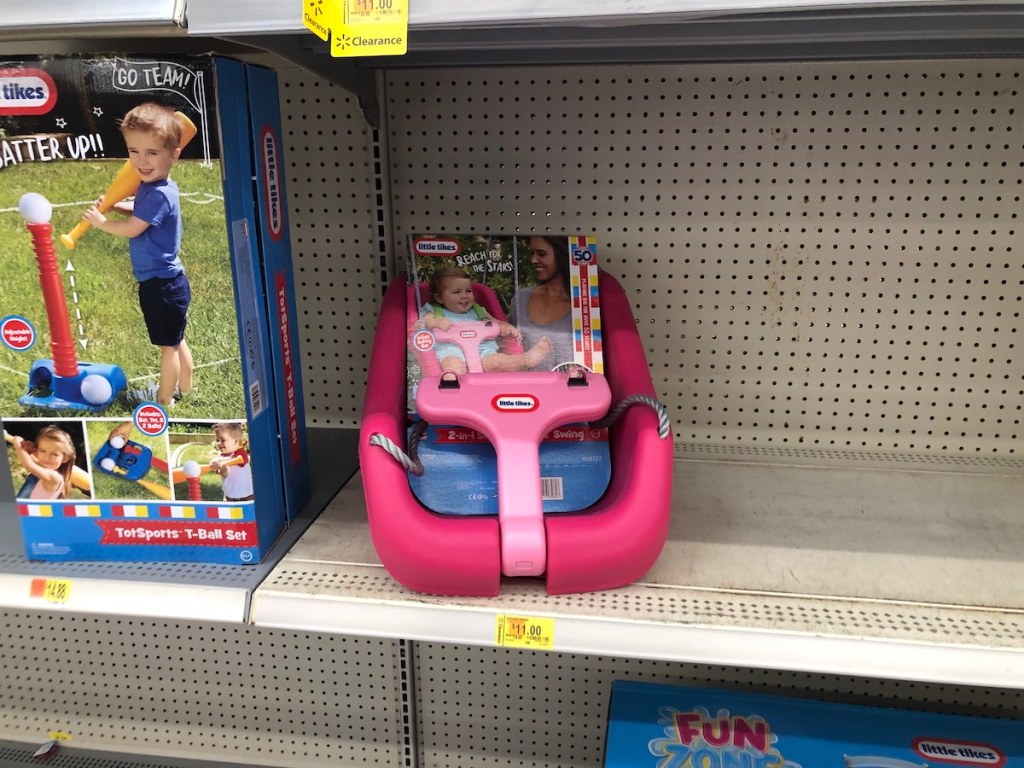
[404,233,609,514]
[407,423,610,514]
[605,680,1024,768]
[0,55,308,563]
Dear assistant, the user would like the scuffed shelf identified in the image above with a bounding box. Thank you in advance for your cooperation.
[250,448,1024,687]
[186,0,1006,34]
[1,1,185,40]
[185,1,1024,66]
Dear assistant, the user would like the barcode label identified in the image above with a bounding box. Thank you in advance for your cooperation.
[249,381,263,416]
[541,477,564,501]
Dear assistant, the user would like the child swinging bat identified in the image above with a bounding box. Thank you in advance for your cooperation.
[76,103,195,408]
[60,110,197,250]
[5,428,92,495]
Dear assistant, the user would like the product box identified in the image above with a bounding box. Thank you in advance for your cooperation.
[0,55,308,563]
[405,233,609,514]
[605,681,1024,768]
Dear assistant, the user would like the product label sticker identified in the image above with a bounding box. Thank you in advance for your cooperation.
[495,614,555,650]
[303,0,337,41]
[332,0,408,57]
[29,577,72,603]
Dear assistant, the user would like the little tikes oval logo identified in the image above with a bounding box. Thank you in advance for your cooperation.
[492,394,539,413]
[914,737,1007,767]
[413,237,461,257]
[260,125,284,242]
[459,329,477,339]
[0,68,58,115]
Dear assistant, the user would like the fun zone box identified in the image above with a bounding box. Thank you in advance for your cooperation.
[405,233,609,514]
[0,55,308,564]
[605,681,1024,768]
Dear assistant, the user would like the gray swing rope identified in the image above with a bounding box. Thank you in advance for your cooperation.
[370,392,670,476]
[591,394,672,439]
[368,420,428,476]
[409,234,424,317]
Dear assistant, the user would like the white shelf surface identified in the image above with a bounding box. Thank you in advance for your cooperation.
[1,0,184,38]
[185,0,992,35]
[0,428,358,622]
[251,447,1024,687]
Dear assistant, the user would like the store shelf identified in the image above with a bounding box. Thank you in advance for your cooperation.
[250,447,1024,688]
[186,0,1000,34]
[0,741,256,768]
[186,1,1024,67]
[0,428,358,622]
[1,1,185,40]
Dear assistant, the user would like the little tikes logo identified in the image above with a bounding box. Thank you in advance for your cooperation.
[914,737,1007,766]
[0,68,58,115]
[413,237,461,257]
[261,125,284,242]
[492,394,539,413]
[647,707,798,768]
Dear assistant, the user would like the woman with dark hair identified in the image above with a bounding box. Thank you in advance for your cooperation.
[509,235,574,370]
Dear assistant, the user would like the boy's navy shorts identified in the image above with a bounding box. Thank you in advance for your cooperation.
[139,272,191,347]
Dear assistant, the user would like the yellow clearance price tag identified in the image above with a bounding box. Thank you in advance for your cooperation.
[495,614,555,650]
[303,0,338,42]
[332,0,408,58]
[30,577,72,604]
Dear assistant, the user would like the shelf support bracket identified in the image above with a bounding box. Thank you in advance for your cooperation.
[226,35,381,129]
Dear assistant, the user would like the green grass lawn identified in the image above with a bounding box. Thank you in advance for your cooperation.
[0,159,244,420]
[170,424,236,502]
[85,418,171,501]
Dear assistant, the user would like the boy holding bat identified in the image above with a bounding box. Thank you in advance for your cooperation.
[82,102,193,408]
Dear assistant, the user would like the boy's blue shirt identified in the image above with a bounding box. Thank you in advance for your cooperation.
[129,178,183,281]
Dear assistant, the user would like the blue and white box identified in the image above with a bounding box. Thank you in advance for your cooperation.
[1,55,308,564]
[605,681,1024,768]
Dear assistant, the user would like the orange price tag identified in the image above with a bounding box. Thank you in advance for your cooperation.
[29,578,72,603]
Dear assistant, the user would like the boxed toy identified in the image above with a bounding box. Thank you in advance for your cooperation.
[404,233,610,514]
[0,55,308,563]
[605,680,1024,767]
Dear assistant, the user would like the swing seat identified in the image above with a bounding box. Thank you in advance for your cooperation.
[360,271,671,595]
[407,282,523,379]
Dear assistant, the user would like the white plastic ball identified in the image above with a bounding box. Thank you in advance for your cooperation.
[100,458,115,471]
[109,435,126,450]
[18,193,52,224]
[80,374,113,405]
[183,460,201,478]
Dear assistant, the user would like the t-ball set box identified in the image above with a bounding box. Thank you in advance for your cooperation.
[604,681,1024,768]
[0,55,309,564]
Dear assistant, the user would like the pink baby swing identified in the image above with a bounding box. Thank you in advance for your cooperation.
[360,261,672,596]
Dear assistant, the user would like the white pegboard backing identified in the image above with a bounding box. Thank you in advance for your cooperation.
[385,59,1022,457]
[0,610,406,767]
[278,69,380,427]
[414,643,1023,768]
